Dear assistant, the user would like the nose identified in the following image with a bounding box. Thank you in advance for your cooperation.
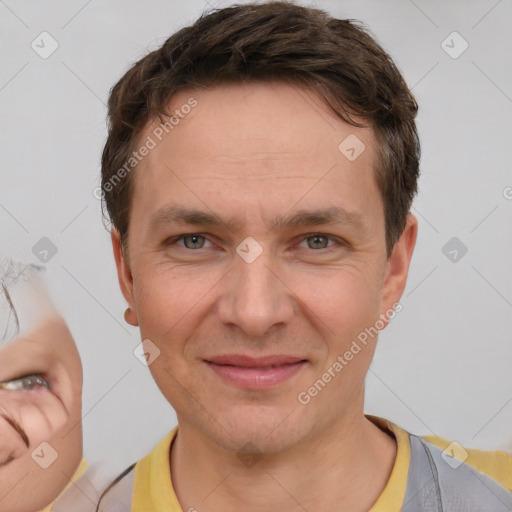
[216,249,295,338]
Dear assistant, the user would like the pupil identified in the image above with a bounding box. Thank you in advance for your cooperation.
[187,235,202,248]
[311,236,325,248]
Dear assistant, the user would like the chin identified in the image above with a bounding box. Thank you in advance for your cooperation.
[202,404,310,455]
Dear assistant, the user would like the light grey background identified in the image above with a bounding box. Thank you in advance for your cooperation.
[1,0,511,481]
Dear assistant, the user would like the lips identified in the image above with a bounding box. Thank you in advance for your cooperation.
[206,354,306,368]
[204,354,308,389]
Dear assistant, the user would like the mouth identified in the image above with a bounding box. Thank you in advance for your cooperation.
[204,354,308,389]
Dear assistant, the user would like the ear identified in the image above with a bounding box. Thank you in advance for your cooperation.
[379,213,418,325]
[111,228,139,326]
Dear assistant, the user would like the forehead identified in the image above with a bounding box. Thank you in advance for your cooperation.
[130,82,382,232]
[146,82,375,161]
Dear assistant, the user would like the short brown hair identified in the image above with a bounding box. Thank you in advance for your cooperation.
[101,0,420,258]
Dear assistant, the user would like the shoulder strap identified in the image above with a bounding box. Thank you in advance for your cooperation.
[51,463,136,512]
[403,433,512,511]
[96,463,136,511]
[401,433,442,511]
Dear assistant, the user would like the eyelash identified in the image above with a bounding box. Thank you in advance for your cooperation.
[165,233,345,253]
[0,374,50,392]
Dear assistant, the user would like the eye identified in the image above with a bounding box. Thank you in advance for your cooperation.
[166,234,213,250]
[164,233,345,253]
[297,234,341,251]
[0,374,50,392]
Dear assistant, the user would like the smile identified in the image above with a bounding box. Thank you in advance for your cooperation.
[204,355,308,390]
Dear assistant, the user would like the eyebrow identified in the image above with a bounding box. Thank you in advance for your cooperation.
[148,205,366,233]
[0,412,29,448]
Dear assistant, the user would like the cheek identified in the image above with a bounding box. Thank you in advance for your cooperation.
[133,264,212,348]
[293,264,382,338]
[0,417,26,460]
[20,399,68,445]
[0,393,68,451]
[294,270,381,395]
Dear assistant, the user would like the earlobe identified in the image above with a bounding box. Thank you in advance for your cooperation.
[111,228,139,327]
[123,307,139,326]
[379,213,418,323]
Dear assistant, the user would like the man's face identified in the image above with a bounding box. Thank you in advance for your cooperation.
[113,82,416,453]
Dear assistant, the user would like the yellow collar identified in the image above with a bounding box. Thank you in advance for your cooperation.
[132,425,181,511]
[365,414,410,511]
[133,415,411,511]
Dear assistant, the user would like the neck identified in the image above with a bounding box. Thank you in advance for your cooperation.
[170,413,396,512]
